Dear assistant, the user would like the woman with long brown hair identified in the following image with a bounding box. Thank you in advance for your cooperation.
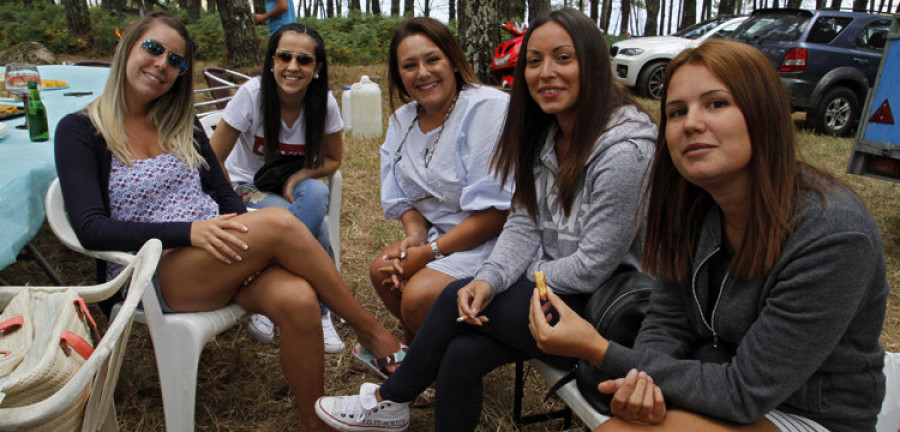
[529,39,887,432]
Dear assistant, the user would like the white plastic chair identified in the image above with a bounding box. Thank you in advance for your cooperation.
[531,352,900,431]
[0,239,162,432]
[46,169,341,431]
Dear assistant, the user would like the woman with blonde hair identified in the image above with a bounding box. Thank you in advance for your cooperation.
[529,38,887,432]
[54,11,404,431]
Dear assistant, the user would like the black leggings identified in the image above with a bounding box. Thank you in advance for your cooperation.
[379,277,587,432]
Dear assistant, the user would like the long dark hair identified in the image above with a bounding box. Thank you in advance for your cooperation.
[492,8,639,220]
[386,17,479,113]
[643,39,838,283]
[260,23,329,168]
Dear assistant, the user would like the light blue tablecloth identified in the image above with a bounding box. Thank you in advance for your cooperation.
[0,65,109,270]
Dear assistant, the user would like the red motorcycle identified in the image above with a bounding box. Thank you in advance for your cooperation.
[491,22,527,89]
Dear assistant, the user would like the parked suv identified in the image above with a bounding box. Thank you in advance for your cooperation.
[609,15,747,100]
[730,8,890,136]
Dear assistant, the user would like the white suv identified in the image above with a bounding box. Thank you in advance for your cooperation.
[610,16,747,99]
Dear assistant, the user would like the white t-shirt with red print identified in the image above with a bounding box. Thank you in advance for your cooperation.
[221,76,343,183]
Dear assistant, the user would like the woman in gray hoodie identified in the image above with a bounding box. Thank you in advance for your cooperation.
[315,8,656,432]
[529,39,887,432]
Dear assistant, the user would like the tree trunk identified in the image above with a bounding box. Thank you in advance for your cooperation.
[65,0,91,37]
[681,0,697,30]
[718,0,734,17]
[460,0,497,83]
[188,0,200,22]
[590,0,598,23]
[208,0,216,13]
[215,0,261,68]
[601,0,613,32]
[372,0,381,14]
[252,0,265,14]
[101,0,126,13]
[422,0,429,16]
[391,0,400,15]
[619,0,630,35]
[403,0,413,15]
[787,0,802,6]
[448,0,455,22]
[644,0,659,36]
[528,0,549,20]
[349,0,360,13]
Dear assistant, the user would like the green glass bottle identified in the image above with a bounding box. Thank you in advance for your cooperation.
[26,80,49,142]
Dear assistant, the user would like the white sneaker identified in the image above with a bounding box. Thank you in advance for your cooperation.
[315,383,409,432]
[322,311,346,354]
[247,313,275,344]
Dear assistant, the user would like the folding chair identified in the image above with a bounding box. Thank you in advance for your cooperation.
[194,66,251,110]
[0,239,162,432]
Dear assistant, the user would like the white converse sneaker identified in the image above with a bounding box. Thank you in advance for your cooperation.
[322,311,346,354]
[247,313,275,343]
[315,383,409,432]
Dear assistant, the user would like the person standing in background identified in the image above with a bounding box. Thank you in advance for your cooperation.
[255,0,296,36]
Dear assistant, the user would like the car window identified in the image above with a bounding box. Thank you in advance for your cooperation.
[733,12,812,41]
[675,17,726,39]
[710,20,744,39]
[806,16,853,44]
[856,20,890,51]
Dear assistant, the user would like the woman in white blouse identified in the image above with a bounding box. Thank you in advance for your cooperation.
[368,17,512,356]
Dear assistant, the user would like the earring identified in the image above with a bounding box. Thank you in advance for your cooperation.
[315,73,319,79]
[270,68,274,72]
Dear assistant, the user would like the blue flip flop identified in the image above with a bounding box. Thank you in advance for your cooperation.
[352,343,408,379]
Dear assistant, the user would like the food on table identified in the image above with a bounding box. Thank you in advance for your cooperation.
[42,79,68,89]
[0,104,22,115]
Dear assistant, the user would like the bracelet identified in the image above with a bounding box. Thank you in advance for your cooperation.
[430,241,446,259]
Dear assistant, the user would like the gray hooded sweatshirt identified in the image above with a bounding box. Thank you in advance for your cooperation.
[474,104,656,296]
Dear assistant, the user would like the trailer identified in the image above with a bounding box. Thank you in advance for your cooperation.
[848,14,900,181]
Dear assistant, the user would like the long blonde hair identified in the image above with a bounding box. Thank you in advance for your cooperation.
[86,11,203,168]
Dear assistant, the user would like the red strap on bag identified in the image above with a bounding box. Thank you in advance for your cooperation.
[0,316,23,334]
[73,298,100,346]
[59,331,94,360]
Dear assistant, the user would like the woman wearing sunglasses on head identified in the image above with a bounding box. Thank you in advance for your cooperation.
[366,17,513,353]
[54,12,403,432]
[210,23,345,352]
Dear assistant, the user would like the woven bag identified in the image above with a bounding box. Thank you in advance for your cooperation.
[0,287,98,432]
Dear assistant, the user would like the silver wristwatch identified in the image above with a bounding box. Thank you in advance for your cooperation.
[430,241,446,259]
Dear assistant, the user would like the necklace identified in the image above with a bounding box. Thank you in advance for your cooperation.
[393,91,459,169]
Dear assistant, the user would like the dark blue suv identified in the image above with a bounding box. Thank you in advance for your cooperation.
[730,9,890,136]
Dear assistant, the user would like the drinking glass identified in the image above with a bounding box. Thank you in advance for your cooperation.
[4,64,41,129]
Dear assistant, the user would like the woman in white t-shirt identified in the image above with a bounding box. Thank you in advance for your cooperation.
[211,23,344,351]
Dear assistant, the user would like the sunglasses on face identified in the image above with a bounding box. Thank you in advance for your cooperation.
[274,51,315,66]
[140,39,188,75]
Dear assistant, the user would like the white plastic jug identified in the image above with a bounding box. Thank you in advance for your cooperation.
[351,75,383,140]
[341,85,352,131]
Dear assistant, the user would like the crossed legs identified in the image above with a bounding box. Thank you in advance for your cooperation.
[156,207,400,431]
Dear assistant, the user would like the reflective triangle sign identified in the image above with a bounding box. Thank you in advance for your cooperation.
[870,99,895,124]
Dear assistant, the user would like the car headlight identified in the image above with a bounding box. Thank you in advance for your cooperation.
[618,48,645,56]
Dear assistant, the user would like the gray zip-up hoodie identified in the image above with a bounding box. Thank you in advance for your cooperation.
[601,181,887,431]
[474,104,656,296]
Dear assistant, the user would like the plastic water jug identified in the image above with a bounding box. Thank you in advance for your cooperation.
[341,85,352,131]
[351,75,383,140]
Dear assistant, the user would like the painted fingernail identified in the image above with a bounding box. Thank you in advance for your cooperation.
[383,255,389,260]
[627,369,638,379]
[400,251,406,259]
[226,260,232,265]
[235,255,242,262]
[242,244,249,250]
[638,371,648,379]
[242,226,248,232]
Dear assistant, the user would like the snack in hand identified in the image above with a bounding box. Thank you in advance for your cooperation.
[534,270,548,301]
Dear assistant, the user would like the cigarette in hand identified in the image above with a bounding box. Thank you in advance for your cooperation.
[534,270,548,301]
[456,316,467,323]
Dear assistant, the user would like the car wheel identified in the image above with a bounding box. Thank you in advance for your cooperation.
[638,62,667,100]
[811,87,859,136]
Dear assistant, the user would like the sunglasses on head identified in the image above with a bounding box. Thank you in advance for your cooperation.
[275,51,315,66]
[140,39,188,75]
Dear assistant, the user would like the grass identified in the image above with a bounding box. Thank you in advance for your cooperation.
[1,61,898,431]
